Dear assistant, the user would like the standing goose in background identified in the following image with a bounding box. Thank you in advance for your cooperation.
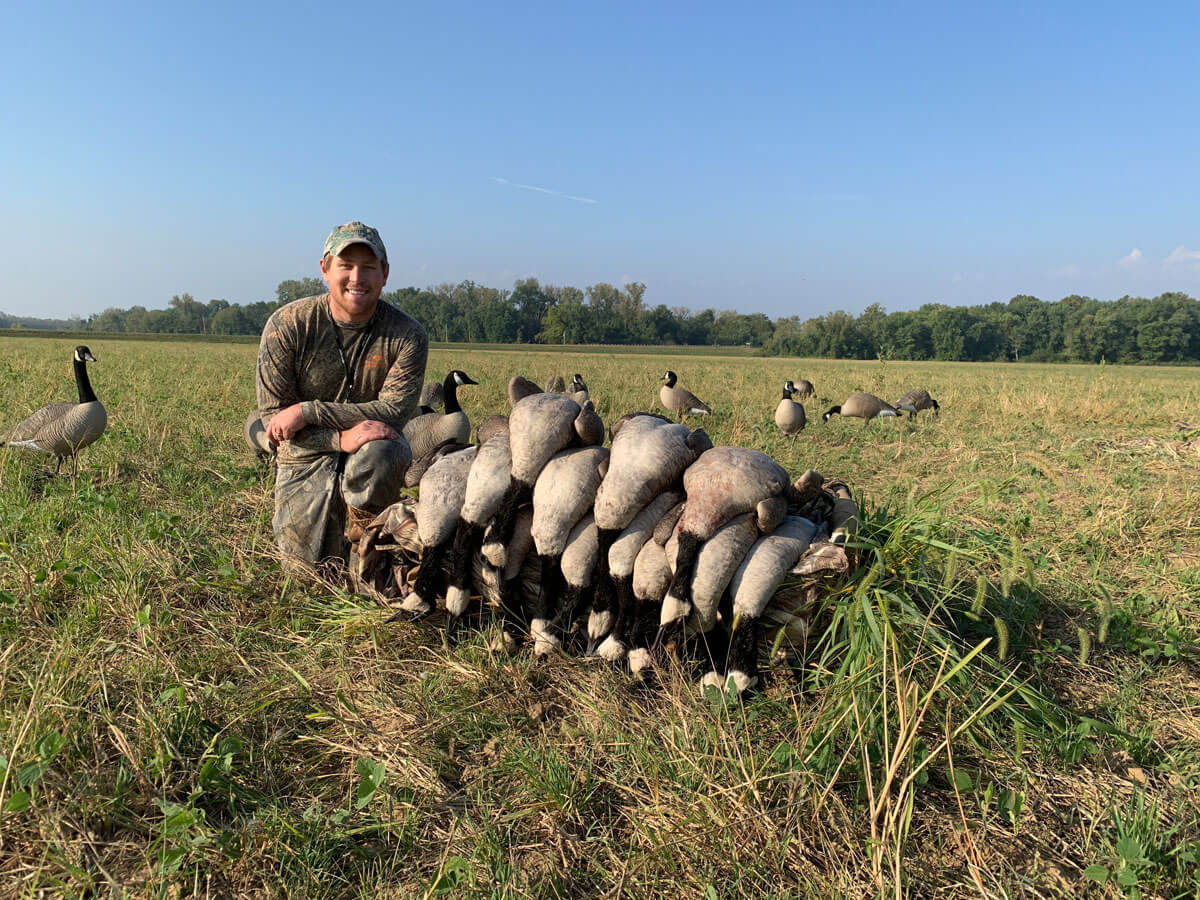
[821,392,900,424]
[791,379,815,399]
[568,373,589,406]
[402,370,478,459]
[417,380,444,414]
[659,371,711,419]
[774,383,806,436]
[2,345,107,475]
[894,388,940,420]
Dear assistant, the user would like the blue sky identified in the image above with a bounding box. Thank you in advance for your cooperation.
[2,0,1198,321]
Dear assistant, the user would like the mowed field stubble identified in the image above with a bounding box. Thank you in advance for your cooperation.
[1,333,1198,898]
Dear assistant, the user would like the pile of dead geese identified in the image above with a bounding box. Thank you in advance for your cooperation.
[351,374,861,696]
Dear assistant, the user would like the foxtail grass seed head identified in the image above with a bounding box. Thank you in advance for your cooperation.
[993,616,1010,660]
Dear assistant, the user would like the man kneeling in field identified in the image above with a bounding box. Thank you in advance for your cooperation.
[248,222,428,568]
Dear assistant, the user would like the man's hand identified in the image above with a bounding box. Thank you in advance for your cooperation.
[267,404,306,444]
[340,420,400,453]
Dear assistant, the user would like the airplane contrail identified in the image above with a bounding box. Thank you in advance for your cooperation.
[493,177,598,204]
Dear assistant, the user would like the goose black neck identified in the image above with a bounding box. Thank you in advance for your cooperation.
[74,357,97,403]
[443,372,463,414]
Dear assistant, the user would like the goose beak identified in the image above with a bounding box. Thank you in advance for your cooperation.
[84,351,97,362]
[462,374,479,385]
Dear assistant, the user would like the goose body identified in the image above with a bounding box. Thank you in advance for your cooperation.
[444,421,513,628]
[661,446,792,625]
[661,512,759,634]
[709,516,818,694]
[774,383,807,435]
[591,490,683,657]
[894,388,940,419]
[791,379,815,399]
[508,375,542,408]
[544,374,566,394]
[659,370,711,418]
[399,445,477,616]
[3,346,106,475]
[821,392,900,423]
[482,392,582,569]
[403,370,478,458]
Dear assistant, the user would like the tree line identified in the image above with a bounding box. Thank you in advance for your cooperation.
[4,279,1198,364]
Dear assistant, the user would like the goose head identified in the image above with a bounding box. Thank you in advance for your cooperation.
[74,346,97,363]
[451,370,479,387]
[660,370,677,387]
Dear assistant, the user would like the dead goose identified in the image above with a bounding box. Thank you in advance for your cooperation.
[395,445,477,619]
[894,388,940,420]
[704,515,818,695]
[774,383,807,436]
[660,446,793,637]
[507,375,543,409]
[243,411,274,457]
[659,370,711,419]
[444,420,513,636]
[821,392,900,424]
[591,416,711,649]
[2,345,107,475]
[528,445,609,654]
[590,490,683,657]
[482,392,581,568]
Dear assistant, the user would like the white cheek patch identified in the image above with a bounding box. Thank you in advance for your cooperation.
[531,619,559,656]
[627,648,653,674]
[445,585,470,616]
[400,592,432,614]
[597,634,627,661]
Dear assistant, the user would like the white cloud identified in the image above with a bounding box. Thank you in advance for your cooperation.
[493,177,598,204]
[1118,248,1143,268]
[1164,245,1200,265]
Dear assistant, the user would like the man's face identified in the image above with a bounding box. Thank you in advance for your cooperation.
[320,244,389,323]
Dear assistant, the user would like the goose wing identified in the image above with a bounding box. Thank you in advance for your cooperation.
[4,401,77,445]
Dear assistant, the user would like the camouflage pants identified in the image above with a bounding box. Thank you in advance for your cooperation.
[273,437,412,566]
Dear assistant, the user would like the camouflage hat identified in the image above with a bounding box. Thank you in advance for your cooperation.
[323,221,388,263]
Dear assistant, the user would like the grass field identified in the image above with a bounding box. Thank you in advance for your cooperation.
[1,334,1198,898]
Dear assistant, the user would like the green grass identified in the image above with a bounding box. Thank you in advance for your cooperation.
[1,334,1198,897]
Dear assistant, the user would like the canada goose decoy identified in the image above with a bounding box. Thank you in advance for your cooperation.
[568,373,589,406]
[774,383,806,436]
[894,388,940,420]
[659,371,711,419]
[544,374,566,393]
[2,345,107,475]
[402,370,478,459]
[791,379,815,399]
[821,392,900,424]
[418,380,444,414]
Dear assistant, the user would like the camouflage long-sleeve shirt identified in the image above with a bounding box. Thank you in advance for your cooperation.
[256,294,429,462]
